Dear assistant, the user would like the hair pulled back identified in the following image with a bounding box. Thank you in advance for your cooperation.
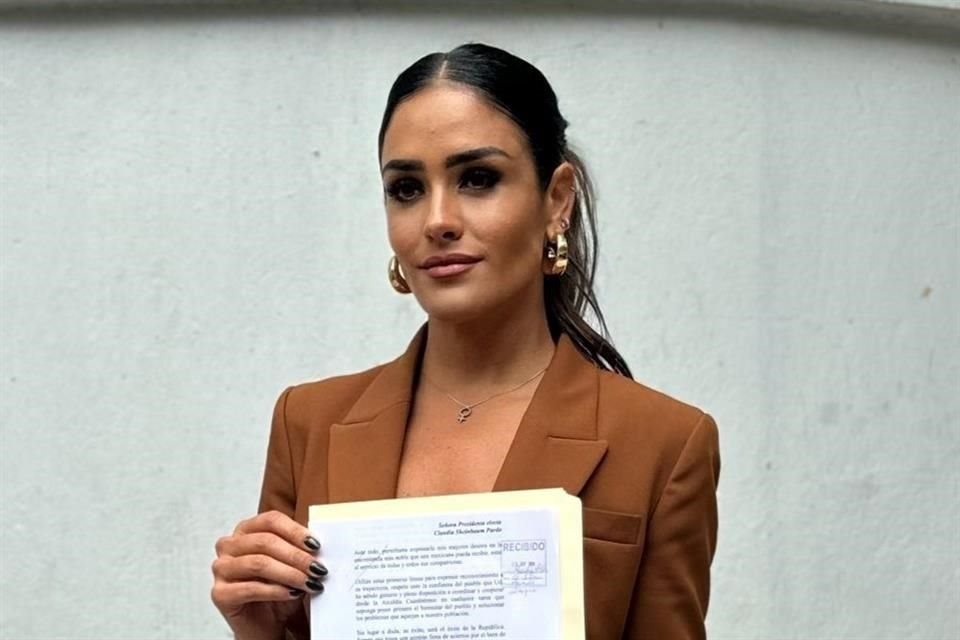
[378,43,631,378]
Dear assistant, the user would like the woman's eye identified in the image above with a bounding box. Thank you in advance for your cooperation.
[460,168,501,191]
[385,178,423,203]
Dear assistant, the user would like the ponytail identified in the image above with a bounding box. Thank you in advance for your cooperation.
[545,147,632,378]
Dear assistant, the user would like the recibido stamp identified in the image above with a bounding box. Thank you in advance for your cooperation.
[500,539,547,591]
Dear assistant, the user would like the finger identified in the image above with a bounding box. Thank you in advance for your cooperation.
[218,532,328,580]
[234,510,320,553]
[211,579,304,610]
[214,553,318,590]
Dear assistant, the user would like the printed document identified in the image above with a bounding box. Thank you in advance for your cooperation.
[308,489,584,640]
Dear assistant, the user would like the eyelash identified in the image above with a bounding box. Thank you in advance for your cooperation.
[385,167,502,203]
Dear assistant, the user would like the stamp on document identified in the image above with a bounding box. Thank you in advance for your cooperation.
[500,539,547,590]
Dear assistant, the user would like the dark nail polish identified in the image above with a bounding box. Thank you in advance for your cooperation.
[305,578,325,593]
[303,535,321,551]
[289,588,304,597]
[309,561,328,577]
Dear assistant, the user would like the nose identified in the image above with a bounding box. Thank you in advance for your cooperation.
[423,187,463,243]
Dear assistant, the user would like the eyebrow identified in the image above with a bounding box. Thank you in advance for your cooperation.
[380,146,511,175]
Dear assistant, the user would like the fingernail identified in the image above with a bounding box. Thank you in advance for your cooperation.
[305,578,325,593]
[304,535,321,551]
[289,588,304,597]
[309,561,328,577]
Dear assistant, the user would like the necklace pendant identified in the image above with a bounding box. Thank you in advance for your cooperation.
[457,407,472,424]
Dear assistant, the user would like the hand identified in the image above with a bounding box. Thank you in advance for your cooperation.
[211,510,327,640]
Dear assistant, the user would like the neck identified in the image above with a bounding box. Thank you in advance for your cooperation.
[420,305,556,396]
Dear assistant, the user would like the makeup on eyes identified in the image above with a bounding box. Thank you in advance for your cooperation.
[385,176,423,202]
[384,164,503,203]
[460,166,502,190]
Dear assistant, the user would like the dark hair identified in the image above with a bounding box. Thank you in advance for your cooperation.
[378,43,632,378]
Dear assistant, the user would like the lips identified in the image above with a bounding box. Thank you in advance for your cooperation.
[419,253,482,279]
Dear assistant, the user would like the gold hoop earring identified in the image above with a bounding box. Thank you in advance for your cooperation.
[545,232,569,276]
[388,256,412,294]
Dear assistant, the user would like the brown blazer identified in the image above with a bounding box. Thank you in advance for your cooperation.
[258,326,720,640]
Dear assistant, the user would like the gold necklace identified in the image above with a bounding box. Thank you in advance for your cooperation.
[424,366,548,424]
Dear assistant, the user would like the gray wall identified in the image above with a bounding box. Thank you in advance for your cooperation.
[1,2,958,638]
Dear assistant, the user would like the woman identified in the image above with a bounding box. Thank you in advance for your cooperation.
[211,43,720,640]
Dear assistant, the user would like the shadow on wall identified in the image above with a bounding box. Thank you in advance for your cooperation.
[1,0,959,44]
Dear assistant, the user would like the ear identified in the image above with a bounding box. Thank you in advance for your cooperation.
[542,161,576,238]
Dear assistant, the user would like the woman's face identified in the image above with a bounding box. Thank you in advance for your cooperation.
[380,82,571,324]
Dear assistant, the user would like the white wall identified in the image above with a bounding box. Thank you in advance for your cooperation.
[1,4,957,639]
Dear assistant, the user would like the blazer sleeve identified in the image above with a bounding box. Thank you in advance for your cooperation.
[256,387,311,640]
[258,387,297,517]
[623,412,721,640]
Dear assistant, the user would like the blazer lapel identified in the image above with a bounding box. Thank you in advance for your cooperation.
[327,326,608,503]
[326,327,425,504]
[493,333,608,496]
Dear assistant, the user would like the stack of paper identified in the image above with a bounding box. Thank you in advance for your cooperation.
[308,489,584,640]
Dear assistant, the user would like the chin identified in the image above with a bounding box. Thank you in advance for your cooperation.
[412,287,497,325]
[414,279,539,327]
